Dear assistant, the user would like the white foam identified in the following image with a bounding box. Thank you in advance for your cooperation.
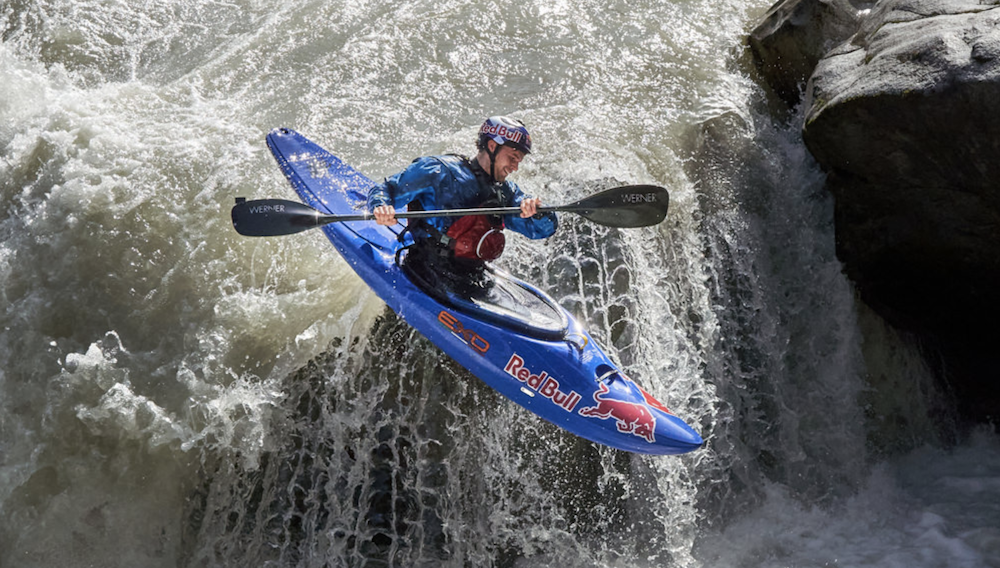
[700,429,1000,568]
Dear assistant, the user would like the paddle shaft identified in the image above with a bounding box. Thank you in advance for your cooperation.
[305,205,568,223]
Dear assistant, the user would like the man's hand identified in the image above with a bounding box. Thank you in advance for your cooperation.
[520,197,542,218]
[373,204,396,226]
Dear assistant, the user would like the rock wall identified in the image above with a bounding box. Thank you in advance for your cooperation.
[749,0,1000,423]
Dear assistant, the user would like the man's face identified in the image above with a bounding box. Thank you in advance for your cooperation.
[491,142,527,182]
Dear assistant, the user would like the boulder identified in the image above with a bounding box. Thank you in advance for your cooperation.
[751,0,1000,422]
[748,0,863,107]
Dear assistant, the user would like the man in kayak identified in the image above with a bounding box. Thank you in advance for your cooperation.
[368,116,558,294]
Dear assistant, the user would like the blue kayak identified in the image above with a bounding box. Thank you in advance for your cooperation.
[265,128,703,455]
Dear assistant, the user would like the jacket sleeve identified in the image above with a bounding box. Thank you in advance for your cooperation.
[502,183,559,239]
[367,157,447,212]
[367,180,393,210]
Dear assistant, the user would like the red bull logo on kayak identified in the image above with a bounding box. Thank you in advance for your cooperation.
[438,311,490,355]
[504,354,582,412]
[578,382,657,443]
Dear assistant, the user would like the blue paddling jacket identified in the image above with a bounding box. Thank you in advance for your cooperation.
[367,155,558,239]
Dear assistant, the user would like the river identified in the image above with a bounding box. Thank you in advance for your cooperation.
[1,0,998,566]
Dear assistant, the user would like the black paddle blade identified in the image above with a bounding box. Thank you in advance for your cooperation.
[231,198,325,236]
[567,184,669,228]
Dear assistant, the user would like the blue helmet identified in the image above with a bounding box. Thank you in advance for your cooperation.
[477,116,532,154]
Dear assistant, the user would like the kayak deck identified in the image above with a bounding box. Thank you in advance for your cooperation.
[399,253,569,341]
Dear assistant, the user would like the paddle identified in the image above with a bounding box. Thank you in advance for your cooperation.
[231,184,669,237]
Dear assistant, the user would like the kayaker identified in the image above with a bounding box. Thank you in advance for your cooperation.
[367,116,558,294]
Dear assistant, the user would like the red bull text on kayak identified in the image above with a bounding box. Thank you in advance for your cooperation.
[504,354,582,412]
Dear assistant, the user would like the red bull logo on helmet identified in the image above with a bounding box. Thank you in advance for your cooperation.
[504,354,582,412]
[578,382,657,443]
[481,122,526,146]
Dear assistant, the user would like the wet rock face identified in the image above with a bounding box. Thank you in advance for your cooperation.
[750,0,1000,422]
[747,0,862,107]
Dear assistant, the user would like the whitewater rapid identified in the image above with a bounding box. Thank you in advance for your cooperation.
[1,0,998,566]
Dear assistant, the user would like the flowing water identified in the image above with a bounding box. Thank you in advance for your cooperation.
[2,0,998,566]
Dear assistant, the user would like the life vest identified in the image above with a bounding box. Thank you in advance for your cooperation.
[445,212,505,261]
[401,155,507,262]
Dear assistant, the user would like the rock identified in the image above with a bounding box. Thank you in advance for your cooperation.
[748,0,863,107]
[750,0,1000,422]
